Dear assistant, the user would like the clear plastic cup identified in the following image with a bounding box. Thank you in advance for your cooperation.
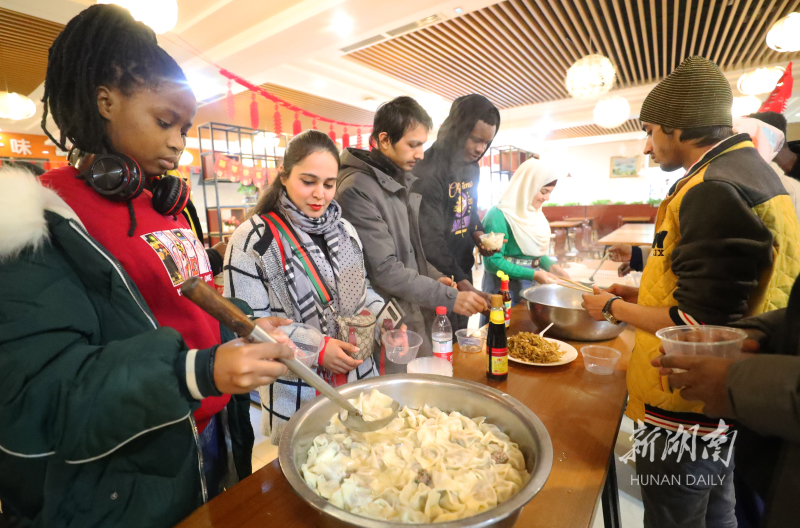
[279,322,325,367]
[407,357,454,376]
[581,346,621,375]
[382,330,423,364]
[655,326,747,358]
[455,328,487,354]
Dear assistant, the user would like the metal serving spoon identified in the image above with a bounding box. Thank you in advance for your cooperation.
[581,252,610,288]
[180,277,399,433]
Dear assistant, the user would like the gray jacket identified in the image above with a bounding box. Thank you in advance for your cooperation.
[729,303,800,528]
[336,149,458,371]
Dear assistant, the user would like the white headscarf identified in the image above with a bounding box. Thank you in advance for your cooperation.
[495,158,563,257]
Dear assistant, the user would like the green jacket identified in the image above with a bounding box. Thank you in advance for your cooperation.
[481,207,554,281]
[0,170,248,527]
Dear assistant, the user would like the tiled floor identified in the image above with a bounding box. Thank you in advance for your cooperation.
[250,403,278,472]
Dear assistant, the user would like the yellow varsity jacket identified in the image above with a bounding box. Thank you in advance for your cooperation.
[627,134,800,432]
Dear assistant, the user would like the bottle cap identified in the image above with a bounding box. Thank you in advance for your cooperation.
[436,306,447,315]
[491,294,503,308]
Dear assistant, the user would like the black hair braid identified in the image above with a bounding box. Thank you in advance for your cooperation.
[41,3,187,154]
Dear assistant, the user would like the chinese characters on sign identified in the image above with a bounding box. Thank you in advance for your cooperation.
[10,138,32,156]
[619,419,736,466]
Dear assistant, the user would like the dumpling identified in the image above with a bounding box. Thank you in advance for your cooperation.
[302,391,529,524]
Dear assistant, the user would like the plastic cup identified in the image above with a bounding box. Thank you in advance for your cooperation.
[279,322,325,367]
[581,346,621,375]
[455,328,487,354]
[655,326,747,359]
[407,357,454,376]
[382,330,423,364]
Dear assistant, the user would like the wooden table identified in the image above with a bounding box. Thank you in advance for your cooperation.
[177,305,634,528]
[549,220,584,229]
[598,223,655,247]
[619,216,652,224]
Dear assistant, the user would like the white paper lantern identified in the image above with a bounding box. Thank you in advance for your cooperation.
[97,0,178,34]
[731,95,762,117]
[767,13,800,52]
[593,96,630,129]
[737,67,785,95]
[0,92,37,120]
[566,54,616,99]
[179,150,193,166]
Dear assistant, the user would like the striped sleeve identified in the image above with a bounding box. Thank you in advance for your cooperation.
[224,218,273,317]
[669,306,703,326]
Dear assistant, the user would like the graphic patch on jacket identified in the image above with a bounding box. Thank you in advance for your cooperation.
[141,228,212,291]
[450,180,474,236]
[651,230,668,257]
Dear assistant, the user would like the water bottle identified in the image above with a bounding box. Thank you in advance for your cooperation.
[432,306,454,364]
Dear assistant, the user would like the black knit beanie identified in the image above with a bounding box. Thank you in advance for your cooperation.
[640,56,733,129]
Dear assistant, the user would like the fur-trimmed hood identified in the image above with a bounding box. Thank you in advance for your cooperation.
[0,167,82,259]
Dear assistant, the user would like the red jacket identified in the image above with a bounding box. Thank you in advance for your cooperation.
[41,166,228,431]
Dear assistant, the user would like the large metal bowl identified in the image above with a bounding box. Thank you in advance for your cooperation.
[522,284,627,341]
[279,374,553,528]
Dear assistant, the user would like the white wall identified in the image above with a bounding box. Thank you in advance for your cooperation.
[538,138,683,205]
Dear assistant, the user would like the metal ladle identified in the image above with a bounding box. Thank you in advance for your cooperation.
[180,277,399,433]
[581,252,610,288]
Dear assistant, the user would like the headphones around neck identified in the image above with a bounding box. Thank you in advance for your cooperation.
[71,149,190,217]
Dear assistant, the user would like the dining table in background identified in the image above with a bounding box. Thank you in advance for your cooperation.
[598,223,656,247]
[176,304,634,528]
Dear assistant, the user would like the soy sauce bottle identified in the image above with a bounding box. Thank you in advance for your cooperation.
[486,294,508,382]
[497,271,511,328]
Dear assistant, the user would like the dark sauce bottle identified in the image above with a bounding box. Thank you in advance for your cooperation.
[486,294,508,382]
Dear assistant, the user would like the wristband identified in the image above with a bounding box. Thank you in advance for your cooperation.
[317,336,331,367]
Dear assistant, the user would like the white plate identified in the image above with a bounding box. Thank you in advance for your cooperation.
[508,337,579,367]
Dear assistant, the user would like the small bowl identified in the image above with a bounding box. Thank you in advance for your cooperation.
[382,329,423,364]
[455,328,487,354]
[279,322,325,367]
[581,346,621,375]
[407,357,454,376]
[655,326,747,359]
[480,232,505,250]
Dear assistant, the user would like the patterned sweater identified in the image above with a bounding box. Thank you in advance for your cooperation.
[224,214,384,444]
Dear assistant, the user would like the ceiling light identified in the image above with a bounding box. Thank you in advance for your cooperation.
[330,12,354,37]
[454,7,463,14]
[179,150,193,166]
[566,54,616,99]
[185,71,225,102]
[767,13,800,52]
[0,92,37,120]
[732,95,762,116]
[97,0,177,34]
[42,150,49,154]
[737,67,785,95]
[593,96,630,128]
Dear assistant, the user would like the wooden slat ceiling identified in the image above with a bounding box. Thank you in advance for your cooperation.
[191,82,375,137]
[347,0,800,110]
[0,7,64,96]
[545,118,642,141]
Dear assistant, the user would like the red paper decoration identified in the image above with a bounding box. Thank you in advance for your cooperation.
[249,92,259,129]
[273,103,282,135]
[356,128,363,149]
[759,62,794,113]
[342,127,350,148]
[292,112,302,135]
[312,119,317,130]
[328,124,336,142]
[226,81,235,119]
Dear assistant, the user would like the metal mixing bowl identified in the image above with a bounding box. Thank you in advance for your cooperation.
[279,374,553,528]
[522,284,627,341]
